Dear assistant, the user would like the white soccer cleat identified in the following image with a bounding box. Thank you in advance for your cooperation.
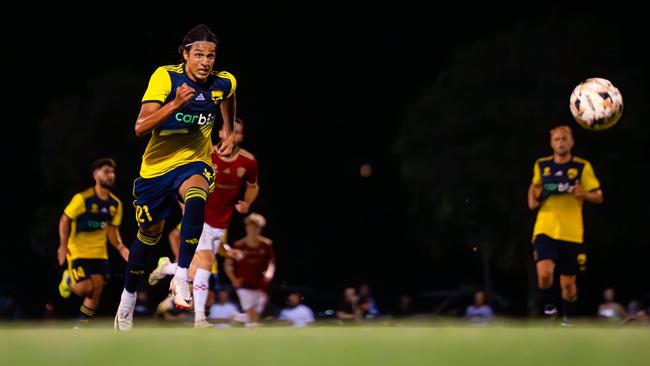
[148,257,171,286]
[114,302,135,331]
[170,276,193,310]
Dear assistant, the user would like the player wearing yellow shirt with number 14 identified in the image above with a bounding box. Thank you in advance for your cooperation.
[528,125,603,325]
[57,158,128,328]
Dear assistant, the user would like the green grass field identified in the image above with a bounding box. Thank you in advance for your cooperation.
[1,321,649,366]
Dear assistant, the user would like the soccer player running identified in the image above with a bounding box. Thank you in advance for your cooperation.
[149,117,259,327]
[528,125,603,324]
[114,24,237,330]
[224,213,275,327]
[58,158,128,327]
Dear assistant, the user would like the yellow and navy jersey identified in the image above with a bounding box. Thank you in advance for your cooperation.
[531,155,600,244]
[139,63,236,178]
[63,187,123,259]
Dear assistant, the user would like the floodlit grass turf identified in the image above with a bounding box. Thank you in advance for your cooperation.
[1,320,649,366]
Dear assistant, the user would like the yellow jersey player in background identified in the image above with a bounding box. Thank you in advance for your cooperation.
[528,125,603,325]
[57,158,128,328]
[115,24,237,330]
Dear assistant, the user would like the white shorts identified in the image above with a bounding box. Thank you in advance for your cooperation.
[196,223,226,255]
[236,288,268,314]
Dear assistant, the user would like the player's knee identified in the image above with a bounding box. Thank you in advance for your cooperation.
[92,282,104,296]
[139,220,164,237]
[561,283,576,296]
[562,289,577,302]
[76,281,92,296]
[538,272,553,288]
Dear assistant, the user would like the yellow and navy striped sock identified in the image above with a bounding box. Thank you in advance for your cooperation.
[79,305,95,321]
[178,187,207,268]
[124,231,161,293]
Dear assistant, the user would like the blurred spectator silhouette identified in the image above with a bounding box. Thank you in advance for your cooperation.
[624,299,648,324]
[597,287,626,322]
[208,288,242,327]
[278,292,315,327]
[394,293,414,318]
[358,283,380,319]
[337,286,362,321]
[465,290,494,324]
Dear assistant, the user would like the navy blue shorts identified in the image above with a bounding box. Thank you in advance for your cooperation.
[68,258,109,283]
[133,162,214,226]
[533,234,587,275]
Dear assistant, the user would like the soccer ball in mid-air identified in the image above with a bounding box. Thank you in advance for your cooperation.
[569,77,623,131]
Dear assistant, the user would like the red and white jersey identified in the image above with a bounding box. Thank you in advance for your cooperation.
[205,147,258,229]
[233,237,275,290]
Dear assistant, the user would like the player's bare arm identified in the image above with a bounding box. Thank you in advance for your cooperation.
[57,214,72,266]
[134,83,196,137]
[236,182,259,214]
[217,94,236,156]
[574,180,604,204]
[107,226,129,261]
[224,257,241,287]
[264,261,276,283]
[528,183,542,210]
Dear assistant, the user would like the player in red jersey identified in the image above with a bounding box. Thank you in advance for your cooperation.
[149,117,259,327]
[224,213,275,327]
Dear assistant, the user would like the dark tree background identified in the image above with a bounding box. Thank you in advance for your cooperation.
[3,5,648,318]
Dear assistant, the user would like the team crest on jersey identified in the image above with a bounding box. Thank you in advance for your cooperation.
[543,167,551,176]
[237,167,246,178]
[211,90,224,104]
[91,203,99,213]
[567,168,579,180]
[109,205,117,216]
[577,253,587,265]
[202,168,214,181]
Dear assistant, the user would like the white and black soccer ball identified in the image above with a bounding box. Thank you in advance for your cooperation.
[569,77,623,131]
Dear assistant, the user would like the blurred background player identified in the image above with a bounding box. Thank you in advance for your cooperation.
[57,158,128,327]
[115,24,237,330]
[528,125,603,324]
[224,213,275,327]
[149,117,258,327]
